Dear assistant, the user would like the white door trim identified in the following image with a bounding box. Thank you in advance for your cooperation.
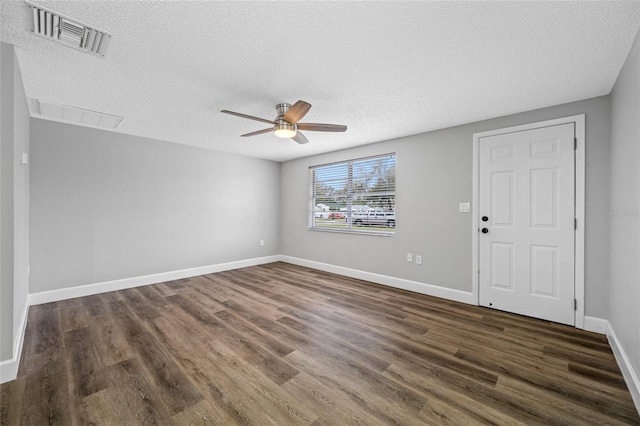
[472,114,586,328]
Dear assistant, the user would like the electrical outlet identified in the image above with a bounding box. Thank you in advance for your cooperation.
[416,255,422,265]
[407,253,413,263]
[260,239,265,247]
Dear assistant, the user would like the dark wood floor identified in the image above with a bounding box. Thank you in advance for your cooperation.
[1,262,638,425]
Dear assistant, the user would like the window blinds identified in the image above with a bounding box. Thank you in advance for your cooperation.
[310,153,396,235]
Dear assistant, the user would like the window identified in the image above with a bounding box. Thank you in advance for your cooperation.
[309,153,396,235]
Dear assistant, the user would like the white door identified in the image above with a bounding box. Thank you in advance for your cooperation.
[478,123,575,325]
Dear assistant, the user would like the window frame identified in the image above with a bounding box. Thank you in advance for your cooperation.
[308,153,396,237]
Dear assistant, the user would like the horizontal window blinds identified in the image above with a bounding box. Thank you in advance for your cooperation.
[310,153,396,235]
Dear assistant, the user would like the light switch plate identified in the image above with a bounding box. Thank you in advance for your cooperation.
[459,202,470,213]
[21,152,28,165]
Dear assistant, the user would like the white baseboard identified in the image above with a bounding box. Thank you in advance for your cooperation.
[0,300,30,384]
[583,316,607,334]
[29,255,280,306]
[606,320,640,414]
[279,255,475,305]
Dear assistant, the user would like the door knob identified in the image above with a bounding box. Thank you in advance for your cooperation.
[481,228,489,234]
[482,216,489,222]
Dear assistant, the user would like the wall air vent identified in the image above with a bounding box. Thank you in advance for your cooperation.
[29,99,123,129]
[26,1,112,57]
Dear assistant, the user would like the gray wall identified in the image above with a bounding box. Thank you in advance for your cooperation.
[281,96,611,318]
[0,42,30,363]
[609,28,640,383]
[30,120,280,293]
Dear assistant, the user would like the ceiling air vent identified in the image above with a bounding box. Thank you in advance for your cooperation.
[26,1,112,57]
[29,99,123,129]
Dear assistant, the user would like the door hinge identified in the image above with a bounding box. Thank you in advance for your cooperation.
[574,299,577,311]
[574,218,577,230]
[574,138,577,150]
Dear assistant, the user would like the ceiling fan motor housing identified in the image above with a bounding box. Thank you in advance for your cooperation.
[274,103,296,137]
[275,103,292,120]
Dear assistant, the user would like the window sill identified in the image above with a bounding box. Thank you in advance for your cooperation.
[308,227,395,237]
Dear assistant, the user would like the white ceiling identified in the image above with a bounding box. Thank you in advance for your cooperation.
[2,1,639,162]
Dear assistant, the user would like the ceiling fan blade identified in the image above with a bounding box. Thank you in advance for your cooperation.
[241,127,274,137]
[297,123,347,132]
[221,110,275,125]
[284,100,311,123]
[292,131,309,144]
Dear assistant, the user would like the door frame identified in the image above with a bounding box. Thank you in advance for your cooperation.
[471,115,586,328]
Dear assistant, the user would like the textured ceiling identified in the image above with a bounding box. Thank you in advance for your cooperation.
[2,1,639,162]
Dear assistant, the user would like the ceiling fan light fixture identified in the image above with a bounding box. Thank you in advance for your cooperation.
[274,120,296,138]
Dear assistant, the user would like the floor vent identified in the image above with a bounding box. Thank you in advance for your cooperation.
[26,1,112,57]
[29,99,123,129]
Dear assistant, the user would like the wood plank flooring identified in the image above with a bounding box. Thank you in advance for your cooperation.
[1,262,639,425]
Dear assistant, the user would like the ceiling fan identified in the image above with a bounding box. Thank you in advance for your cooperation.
[221,100,347,144]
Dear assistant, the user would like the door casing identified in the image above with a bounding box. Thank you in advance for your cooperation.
[472,115,585,329]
